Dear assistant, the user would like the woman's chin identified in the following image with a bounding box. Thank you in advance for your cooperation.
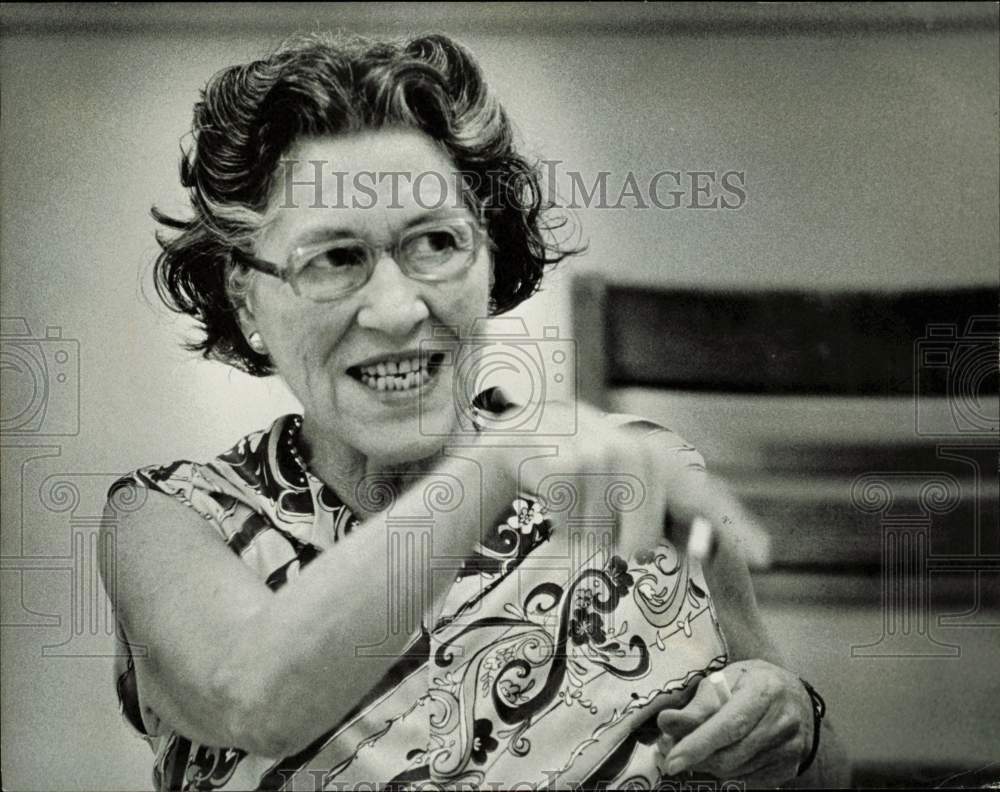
[357,405,465,466]
[361,433,447,468]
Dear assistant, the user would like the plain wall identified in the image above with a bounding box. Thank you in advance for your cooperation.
[1,5,997,789]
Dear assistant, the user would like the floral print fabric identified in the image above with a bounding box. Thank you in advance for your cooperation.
[109,413,727,790]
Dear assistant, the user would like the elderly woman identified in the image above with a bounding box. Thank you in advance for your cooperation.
[104,33,847,790]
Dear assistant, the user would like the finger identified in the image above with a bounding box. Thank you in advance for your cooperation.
[656,709,704,741]
[616,439,667,563]
[658,673,728,727]
[553,438,620,572]
[654,464,771,571]
[696,476,772,570]
[654,737,676,779]
[657,672,730,741]
[621,427,771,570]
[664,684,772,775]
[686,515,718,565]
[695,706,793,779]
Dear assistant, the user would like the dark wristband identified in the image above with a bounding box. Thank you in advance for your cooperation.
[797,678,826,776]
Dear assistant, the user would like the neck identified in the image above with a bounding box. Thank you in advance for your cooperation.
[297,415,446,522]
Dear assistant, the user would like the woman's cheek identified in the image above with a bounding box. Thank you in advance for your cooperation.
[454,276,492,333]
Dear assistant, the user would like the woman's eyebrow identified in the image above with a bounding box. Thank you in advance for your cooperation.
[288,226,358,249]
[401,207,476,229]
[289,208,475,248]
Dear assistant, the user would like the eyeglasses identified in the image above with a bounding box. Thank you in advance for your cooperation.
[234,215,489,302]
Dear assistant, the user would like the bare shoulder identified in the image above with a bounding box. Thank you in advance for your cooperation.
[100,478,273,746]
[100,476,272,663]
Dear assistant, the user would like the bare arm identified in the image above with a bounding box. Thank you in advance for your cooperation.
[101,457,513,758]
[697,509,851,788]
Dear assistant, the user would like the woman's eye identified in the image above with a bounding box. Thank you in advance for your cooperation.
[408,229,460,256]
[307,245,368,270]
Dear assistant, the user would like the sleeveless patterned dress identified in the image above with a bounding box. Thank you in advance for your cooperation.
[108,412,728,790]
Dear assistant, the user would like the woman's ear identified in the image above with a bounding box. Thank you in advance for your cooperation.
[237,298,267,355]
[236,297,256,341]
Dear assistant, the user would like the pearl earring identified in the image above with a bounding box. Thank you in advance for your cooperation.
[248,332,267,354]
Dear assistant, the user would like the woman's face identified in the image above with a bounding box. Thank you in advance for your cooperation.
[242,129,492,466]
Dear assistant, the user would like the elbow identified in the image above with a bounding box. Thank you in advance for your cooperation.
[210,664,311,758]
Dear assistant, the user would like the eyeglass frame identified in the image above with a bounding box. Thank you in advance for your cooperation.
[231,213,493,302]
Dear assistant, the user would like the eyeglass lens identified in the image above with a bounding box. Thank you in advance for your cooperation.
[292,219,480,300]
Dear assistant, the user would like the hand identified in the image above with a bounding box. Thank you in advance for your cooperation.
[460,401,765,565]
[656,660,814,786]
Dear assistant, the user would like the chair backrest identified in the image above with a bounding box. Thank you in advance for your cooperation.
[571,275,999,577]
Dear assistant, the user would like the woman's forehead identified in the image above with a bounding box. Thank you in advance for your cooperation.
[269,129,467,238]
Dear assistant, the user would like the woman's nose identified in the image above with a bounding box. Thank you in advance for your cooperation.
[355,254,430,336]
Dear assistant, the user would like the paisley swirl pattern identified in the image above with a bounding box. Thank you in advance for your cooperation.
[107,412,727,790]
[425,535,727,787]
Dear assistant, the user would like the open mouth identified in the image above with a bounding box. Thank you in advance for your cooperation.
[347,352,446,393]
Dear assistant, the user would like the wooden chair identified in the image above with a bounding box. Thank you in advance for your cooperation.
[571,275,999,784]
[572,275,997,574]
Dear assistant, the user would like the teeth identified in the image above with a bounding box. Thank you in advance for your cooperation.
[354,354,444,393]
[359,363,434,393]
[358,356,427,379]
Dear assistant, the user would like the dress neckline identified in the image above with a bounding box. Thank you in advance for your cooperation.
[281,386,512,487]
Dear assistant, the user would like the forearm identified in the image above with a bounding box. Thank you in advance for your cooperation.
[212,520,421,754]
[695,523,851,789]
[212,457,506,755]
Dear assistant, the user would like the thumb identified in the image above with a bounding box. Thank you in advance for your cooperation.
[656,673,727,739]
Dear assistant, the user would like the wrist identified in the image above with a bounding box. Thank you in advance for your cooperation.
[797,678,826,776]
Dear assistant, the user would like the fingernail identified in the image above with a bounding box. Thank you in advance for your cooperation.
[666,758,687,776]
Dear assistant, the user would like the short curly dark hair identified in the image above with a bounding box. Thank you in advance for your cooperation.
[152,32,578,376]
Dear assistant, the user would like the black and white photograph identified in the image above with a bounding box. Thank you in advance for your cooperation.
[1,3,997,790]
